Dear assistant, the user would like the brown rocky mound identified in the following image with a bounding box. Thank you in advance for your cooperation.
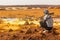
[0,27,60,40]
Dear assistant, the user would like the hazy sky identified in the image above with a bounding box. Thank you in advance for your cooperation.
[0,0,60,5]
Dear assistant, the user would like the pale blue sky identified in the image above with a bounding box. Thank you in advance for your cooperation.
[0,0,60,5]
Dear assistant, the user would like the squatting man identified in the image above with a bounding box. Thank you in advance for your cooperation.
[40,9,53,33]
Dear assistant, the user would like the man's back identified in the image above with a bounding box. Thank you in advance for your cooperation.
[44,14,53,27]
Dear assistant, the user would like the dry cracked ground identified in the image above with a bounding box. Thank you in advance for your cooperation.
[0,26,60,40]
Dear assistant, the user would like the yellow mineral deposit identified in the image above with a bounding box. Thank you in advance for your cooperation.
[0,17,59,31]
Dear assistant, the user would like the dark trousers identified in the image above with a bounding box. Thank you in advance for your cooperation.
[40,21,52,31]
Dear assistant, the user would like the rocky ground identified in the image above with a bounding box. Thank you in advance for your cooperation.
[0,27,60,40]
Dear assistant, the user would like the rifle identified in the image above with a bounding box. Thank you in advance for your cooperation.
[48,12,54,15]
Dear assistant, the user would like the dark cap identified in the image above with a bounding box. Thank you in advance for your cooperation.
[44,9,49,14]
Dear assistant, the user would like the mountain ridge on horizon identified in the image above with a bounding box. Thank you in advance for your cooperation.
[0,5,60,7]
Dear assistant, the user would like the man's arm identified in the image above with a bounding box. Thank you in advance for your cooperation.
[44,15,47,21]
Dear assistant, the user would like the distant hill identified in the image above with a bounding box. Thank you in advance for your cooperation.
[0,5,60,8]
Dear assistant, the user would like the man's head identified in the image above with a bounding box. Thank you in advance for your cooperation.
[44,9,49,14]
